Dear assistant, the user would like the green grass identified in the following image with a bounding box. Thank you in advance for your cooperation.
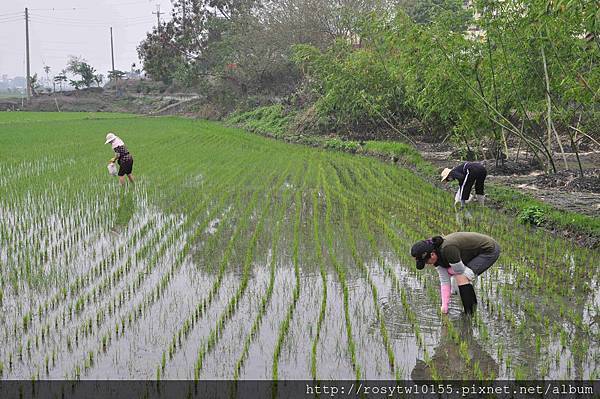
[229,106,597,241]
[0,111,597,381]
[488,184,600,237]
[227,104,294,138]
[228,106,435,174]
[361,140,437,175]
[0,111,137,124]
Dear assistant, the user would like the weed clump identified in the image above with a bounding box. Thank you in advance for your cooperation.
[518,205,547,226]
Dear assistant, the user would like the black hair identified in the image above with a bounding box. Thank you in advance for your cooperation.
[430,236,445,267]
[431,236,444,250]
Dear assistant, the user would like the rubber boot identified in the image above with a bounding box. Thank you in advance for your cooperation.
[458,284,477,315]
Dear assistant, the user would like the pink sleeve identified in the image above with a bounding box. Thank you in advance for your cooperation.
[440,284,451,311]
[111,138,124,148]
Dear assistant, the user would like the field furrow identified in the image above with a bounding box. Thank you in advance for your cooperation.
[0,113,597,381]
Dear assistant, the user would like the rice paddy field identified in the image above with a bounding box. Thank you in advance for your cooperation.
[0,112,598,381]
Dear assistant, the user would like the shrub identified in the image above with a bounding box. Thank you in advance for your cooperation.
[227,105,294,137]
[323,138,360,153]
[518,205,547,227]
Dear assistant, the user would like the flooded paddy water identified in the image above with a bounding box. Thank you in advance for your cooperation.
[0,113,598,382]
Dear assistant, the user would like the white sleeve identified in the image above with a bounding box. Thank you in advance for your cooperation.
[449,261,475,280]
[436,266,451,285]
[454,189,462,204]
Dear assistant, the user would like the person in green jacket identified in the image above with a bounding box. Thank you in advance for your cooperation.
[410,232,500,314]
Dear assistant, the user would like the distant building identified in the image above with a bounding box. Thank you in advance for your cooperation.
[125,70,143,80]
[0,76,26,92]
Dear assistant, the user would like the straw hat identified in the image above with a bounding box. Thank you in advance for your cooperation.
[440,168,452,182]
[105,132,117,144]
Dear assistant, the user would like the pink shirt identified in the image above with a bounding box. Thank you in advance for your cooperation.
[111,137,124,149]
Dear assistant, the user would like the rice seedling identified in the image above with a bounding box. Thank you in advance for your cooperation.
[233,173,296,380]
[193,169,288,380]
[319,163,362,380]
[272,184,304,381]
[310,187,328,381]
[0,112,597,380]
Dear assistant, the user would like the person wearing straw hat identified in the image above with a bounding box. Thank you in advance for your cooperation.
[105,132,134,186]
[410,232,500,315]
[440,162,487,208]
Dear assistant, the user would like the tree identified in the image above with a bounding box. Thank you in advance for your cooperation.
[95,74,104,87]
[54,71,68,91]
[30,73,42,95]
[69,80,82,90]
[43,65,51,89]
[395,0,472,31]
[108,70,126,80]
[66,56,100,89]
[137,0,391,92]
[137,26,186,84]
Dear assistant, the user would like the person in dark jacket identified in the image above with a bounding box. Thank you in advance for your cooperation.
[410,232,500,315]
[441,162,487,208]
[105,132,134,186]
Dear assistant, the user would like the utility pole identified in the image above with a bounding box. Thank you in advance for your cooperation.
[110,26,117,94]
[153,5,161,32]
[110,27,115,77]
[25,7,31,102]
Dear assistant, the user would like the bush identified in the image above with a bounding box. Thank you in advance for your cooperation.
[518,205,547,227]
[227,105,294,137]
[324,138,360,153]
[292,42,411,135]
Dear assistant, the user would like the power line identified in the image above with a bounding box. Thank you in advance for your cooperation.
[0,15,23,22]
[124,20,158,27]
[27,19,111,28]
[28,18,155,28]
[29,13,155,25]
[0,11,23,17]
[30,13,156,22]
[113,0,156,5]
[29,8,81,11]
[4,3,169,79]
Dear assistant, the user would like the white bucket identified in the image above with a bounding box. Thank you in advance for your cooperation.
[107,163,118,176]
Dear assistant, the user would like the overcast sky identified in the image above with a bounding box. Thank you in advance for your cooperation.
[0,0,174,79]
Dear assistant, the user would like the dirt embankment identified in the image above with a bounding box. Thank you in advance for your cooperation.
[0,87,202,115]
[417,142,600,218]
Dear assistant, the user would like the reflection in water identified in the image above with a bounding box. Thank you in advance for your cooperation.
[411,317,499,380]
[114,190,135,229]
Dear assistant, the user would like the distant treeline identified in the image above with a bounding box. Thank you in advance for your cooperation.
[138,0,599,173]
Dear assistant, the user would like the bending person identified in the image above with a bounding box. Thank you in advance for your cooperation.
[441,162,487,208]
[411,232,500,314]
[105,132,134,186]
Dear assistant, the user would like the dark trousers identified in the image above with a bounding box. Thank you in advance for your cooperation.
[460,164,487,200]
[467,243,500,276]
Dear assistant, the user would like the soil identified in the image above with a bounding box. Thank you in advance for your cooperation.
[417,141,600,218]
